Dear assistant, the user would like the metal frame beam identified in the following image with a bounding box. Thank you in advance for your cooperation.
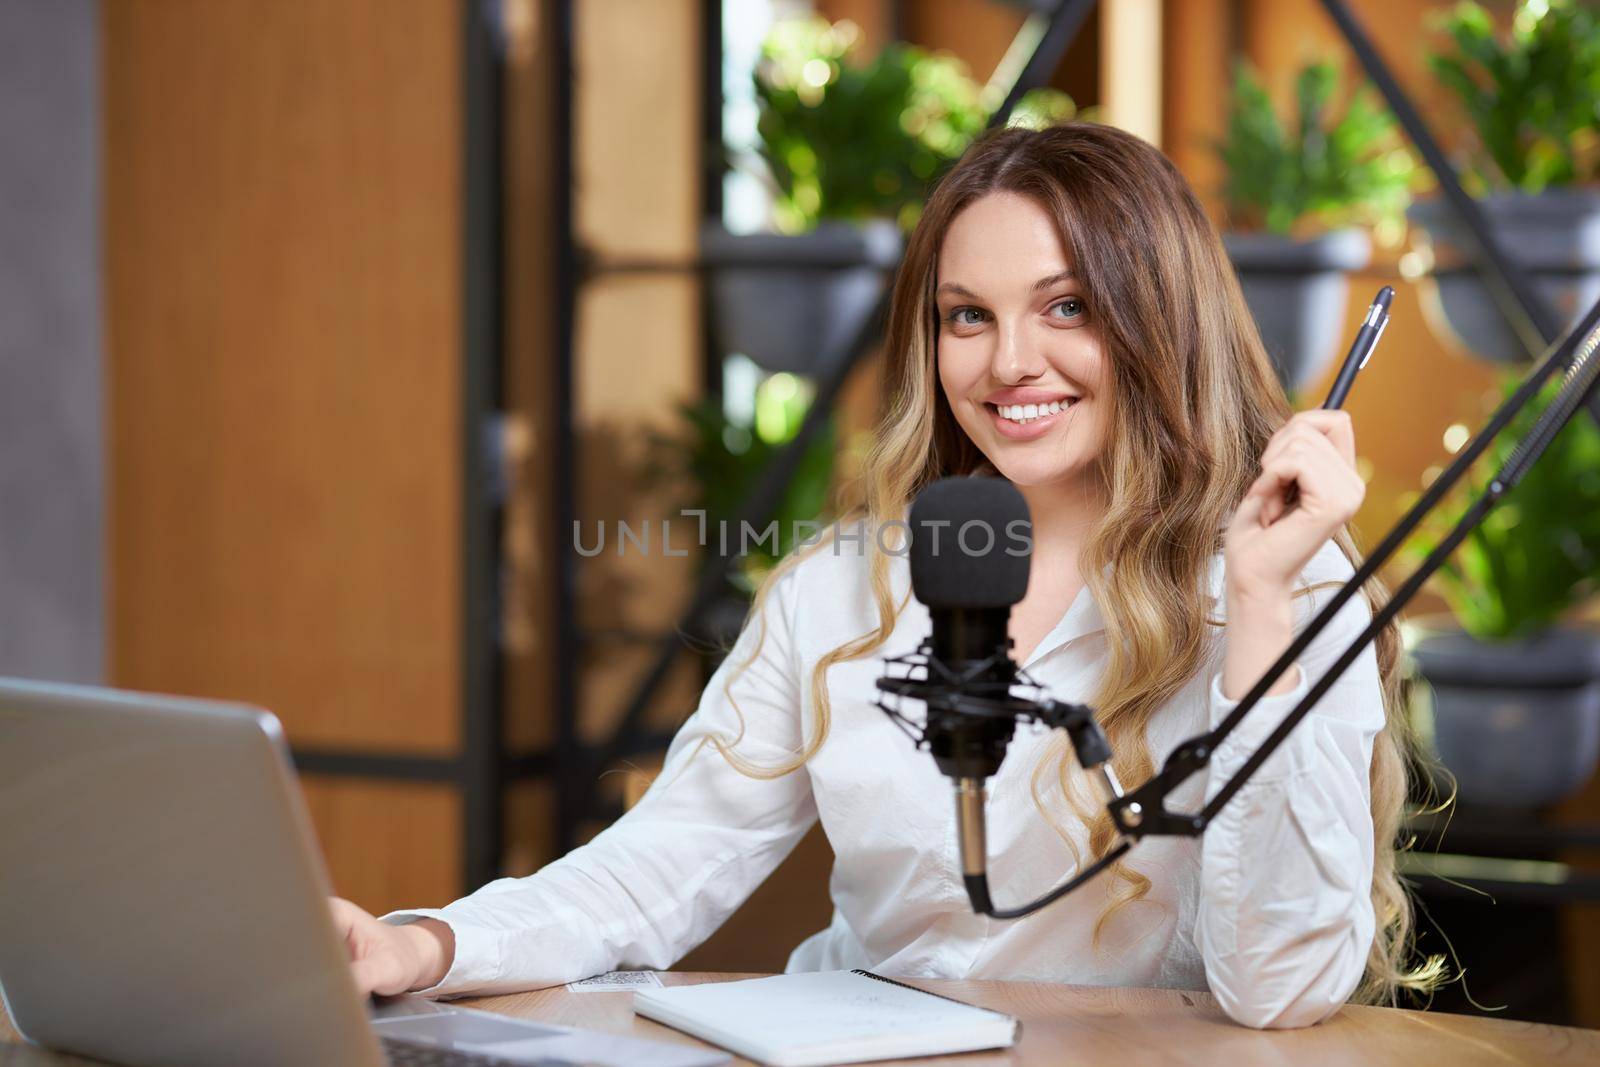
[461,0,508,892]
[551,0,582,854]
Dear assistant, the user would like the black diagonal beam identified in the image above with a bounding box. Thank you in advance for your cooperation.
[580,0,1097,821]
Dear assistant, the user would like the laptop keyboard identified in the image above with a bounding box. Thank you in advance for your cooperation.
[380,1035,566,1067]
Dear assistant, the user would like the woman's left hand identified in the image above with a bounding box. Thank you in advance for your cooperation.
[1224,410,1365,600]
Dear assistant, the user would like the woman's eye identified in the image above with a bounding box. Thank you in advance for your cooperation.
[945,307,987,328]
[1049,297,1085,321]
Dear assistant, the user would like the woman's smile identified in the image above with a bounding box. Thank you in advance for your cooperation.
[984,391,1081,440]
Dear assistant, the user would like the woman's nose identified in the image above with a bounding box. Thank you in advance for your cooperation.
[990,319,1047,384]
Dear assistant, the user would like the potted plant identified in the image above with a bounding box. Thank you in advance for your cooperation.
[1410,0,1600,363]
[703,16,1075,375]
[1405,373,1600,809]
[645,370,838,646]
[1217,59,1418,392]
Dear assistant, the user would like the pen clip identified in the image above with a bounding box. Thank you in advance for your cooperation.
[1359,316,1389,370]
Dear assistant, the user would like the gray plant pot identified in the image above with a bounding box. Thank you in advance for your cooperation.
[1411,626,1600,809]
[700,219,903,376]
[1407,189,1600,363]
[1223,229,1372,395]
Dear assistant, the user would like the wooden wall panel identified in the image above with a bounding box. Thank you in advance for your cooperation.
[899,0,1030,83]
[574,274,701,636]
[1162,0,1233,217]
[575,0,700,260]
[104,0,470,912]
[302,777,462,916]
[813,0,896,54]
[503,779,558,879]
[1240,0,1466,125]
[103,0,463,755]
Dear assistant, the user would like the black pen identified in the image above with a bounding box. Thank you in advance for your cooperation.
[1280,286,1392,511]
[1321,285,1393,410]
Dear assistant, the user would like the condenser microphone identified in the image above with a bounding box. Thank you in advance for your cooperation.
[906,478,1031,907]
[879,476,1124,918]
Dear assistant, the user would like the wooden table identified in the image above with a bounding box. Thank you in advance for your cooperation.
[4,972,1598,1066]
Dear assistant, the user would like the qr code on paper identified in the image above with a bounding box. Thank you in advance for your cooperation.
[565,970,665,993]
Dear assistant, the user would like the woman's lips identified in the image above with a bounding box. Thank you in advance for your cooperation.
[985,400,1076,440]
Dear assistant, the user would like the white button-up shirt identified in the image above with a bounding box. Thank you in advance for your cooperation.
[389,536,1384,1029]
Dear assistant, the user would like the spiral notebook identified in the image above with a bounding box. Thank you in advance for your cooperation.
[631,969,1020,1067]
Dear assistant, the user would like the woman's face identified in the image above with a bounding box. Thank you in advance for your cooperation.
[935,191,1109,491]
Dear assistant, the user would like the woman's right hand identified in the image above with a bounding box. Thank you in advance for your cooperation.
[329,897,455,997]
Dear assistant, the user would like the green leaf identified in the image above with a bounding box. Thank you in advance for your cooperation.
[1406,370,1600,641]
[752,15,1056,229]
[1427,0,1600,191]
[1216,58,1417,235]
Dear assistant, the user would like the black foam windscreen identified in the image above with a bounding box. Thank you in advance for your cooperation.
[908,477,1032,609]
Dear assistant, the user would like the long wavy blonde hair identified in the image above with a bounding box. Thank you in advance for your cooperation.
[713,122,1440,1005]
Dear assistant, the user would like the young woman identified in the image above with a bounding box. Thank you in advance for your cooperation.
[332,122,1437,1029]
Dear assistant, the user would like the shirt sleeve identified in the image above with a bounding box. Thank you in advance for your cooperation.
[383,565,820,998]
[1195,558,1386,1029]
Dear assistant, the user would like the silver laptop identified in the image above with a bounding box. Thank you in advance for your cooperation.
[0,677,727,1067]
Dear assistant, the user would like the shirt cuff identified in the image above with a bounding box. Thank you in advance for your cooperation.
[380,908,501,999]
[1206,662,1314,787]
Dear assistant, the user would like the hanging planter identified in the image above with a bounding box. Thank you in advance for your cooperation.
[1414,1,1600,361]
[1403,368,1600,810]
[711,15,1077,375]
[1215,60,1415,394]
[700,219,902,376]
[1411,624,1600,809]
[1224,229,1372,393]
[1407,190,1600,364]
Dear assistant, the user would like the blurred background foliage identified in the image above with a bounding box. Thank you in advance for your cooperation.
[753,16,1080,233]
[1219,58,1420,240]
[1427,0,1600,193]
[1406,372,1600,639]
[647,373,837,587]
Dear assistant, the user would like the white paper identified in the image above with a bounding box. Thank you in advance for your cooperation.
[566,969,665,993]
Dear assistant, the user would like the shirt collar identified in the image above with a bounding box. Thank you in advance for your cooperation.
[1021,580,1106,669]
[1020,553,1228,669]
